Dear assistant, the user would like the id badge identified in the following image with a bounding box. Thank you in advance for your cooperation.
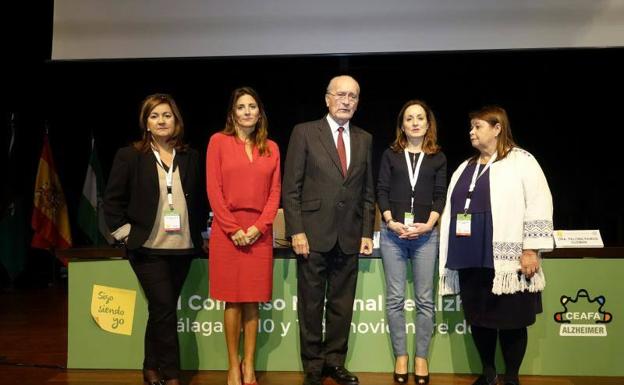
[164,210,181,232]
[404,212,414,226]
[456,213,471,237]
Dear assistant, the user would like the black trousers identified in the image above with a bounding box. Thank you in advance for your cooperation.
[296,243,358,375]
[471,325,528,381]
[128,250,192,380]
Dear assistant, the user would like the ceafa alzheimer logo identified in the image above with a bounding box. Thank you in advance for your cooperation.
[553,289,612,337]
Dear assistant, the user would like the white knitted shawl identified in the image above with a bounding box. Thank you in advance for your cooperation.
[438,147,554,295]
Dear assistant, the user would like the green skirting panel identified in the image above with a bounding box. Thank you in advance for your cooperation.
[68,258,623,376]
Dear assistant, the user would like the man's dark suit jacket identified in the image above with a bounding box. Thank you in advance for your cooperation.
[282,117,375,255]
[103,146,203,252]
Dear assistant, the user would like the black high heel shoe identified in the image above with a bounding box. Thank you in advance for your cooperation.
[393,372,408,383]
[414,373,430,385]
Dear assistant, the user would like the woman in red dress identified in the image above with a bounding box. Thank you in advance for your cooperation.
[206,87,281,385]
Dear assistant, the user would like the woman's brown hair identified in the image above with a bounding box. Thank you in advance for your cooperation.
[469,105,516,161]
[222,87,271,156]
[133,93,187,153]
[390,99,441,154]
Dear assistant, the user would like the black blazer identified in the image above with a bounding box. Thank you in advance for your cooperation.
[376,149,447,224]
[103,146,203,252]
[282,117,375,254]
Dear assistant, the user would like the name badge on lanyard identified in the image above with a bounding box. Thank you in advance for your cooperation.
[456,154,496,237]
[404,150,424,226]
[404,213,415,226]
[153,148,182,233]
[164,209,181,232]
[456,213,472,237]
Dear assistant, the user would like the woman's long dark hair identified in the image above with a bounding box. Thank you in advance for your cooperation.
[390,99,441,154]
[222,87,271,156]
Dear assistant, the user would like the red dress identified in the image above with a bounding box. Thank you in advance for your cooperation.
[206,133,281,302]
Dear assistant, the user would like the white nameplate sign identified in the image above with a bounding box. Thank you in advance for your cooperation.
[554,230,604,248]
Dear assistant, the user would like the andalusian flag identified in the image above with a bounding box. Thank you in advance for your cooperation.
[31,134,72,255]
[77,137,113,245]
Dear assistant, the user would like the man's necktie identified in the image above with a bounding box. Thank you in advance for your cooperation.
[337,127,347,177]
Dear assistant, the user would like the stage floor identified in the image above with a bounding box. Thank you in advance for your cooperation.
[1,285,621,385]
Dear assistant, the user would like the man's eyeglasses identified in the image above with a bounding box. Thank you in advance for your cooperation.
[327,92,359,102]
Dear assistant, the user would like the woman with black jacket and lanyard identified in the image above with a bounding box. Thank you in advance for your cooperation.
[377,100,447,385]
[104,93,203,385]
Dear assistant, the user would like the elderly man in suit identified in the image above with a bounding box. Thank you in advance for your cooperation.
[282,75,375,385]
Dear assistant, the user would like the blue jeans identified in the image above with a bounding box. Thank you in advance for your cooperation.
[380,224,438,358]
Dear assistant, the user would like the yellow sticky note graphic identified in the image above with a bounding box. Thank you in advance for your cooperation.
[91,284,137,336]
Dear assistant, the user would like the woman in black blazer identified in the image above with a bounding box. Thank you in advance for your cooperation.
[377,100,447,385]
[104,93,202,385]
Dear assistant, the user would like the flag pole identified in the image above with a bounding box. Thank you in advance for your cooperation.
[50,247,57,287]
[51,121,55,286]
[46,121,56,287]
[48,121,54,286]
[9,113,15,155]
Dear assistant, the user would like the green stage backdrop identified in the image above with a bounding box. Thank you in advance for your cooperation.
[68,258,622,376]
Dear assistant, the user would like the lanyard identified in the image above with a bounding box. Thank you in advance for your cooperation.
[152,148,176,209]
[404,150,425,213]
[463,153,496,213]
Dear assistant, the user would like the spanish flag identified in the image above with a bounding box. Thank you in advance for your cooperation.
[31,135,72,255]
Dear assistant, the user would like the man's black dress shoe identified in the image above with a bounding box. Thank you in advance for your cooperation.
[142,368,164,385]
[472,374,498,385]
[143,380,165,385]
[302,372,323,385]
[501,374,520,385]
[322,366,359,385]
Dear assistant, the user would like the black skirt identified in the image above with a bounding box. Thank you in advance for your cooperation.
[458,268,543,329]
